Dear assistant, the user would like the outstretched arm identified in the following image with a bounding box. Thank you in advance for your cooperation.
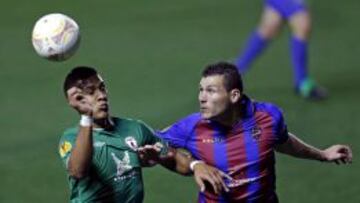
[137,145,230,194]
[275,132,352,164]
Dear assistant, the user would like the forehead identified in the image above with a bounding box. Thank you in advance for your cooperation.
[66,74,105,96]
[200,75,225,88]
[80,74,104,86]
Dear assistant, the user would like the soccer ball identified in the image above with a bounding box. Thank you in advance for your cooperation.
[31,13,80,61]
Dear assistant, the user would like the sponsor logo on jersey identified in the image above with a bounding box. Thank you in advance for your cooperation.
[227,176,261,188]
[111,151,133,181]
[125,136,138,151]
[59,141,72,158]
[201,137,225,144]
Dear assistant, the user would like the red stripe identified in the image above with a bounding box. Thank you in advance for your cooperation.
[225,121,249,201]
[195,121,216,166]
[195,121,221,202]
[253,111,277,200]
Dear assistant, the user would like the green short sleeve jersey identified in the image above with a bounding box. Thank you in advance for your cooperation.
[58,117,166,203]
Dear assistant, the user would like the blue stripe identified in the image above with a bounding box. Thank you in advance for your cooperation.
[265,106,280,140]
[211,123,229,172]
[261,104,288,144]
[183,113,202,159]
[210,122,229,202]
[198,192,205,203]
[242,117,261,202]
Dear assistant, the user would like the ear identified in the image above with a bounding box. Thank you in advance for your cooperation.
[230,89,241,104]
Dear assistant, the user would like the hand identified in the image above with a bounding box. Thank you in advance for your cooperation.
[192,162,232,195]
[67,87,94,116]
[137,143,174,167]
[322,145,352,164]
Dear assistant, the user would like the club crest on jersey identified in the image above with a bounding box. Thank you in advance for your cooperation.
[125,136,138,151]
[251,126,262,140]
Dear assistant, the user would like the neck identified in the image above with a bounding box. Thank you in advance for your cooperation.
[213,105,242,127]
[93,117,114,130]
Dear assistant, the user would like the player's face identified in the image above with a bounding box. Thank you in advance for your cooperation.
[68,74,110,119]
[198,75,232,120]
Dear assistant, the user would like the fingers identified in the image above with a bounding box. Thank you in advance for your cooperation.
[67,87,81,98]
[327,145,353,165]
[335,145,352,164]
[219,170,233,181]
[341,146,353,163]
[201,173,219,194]
[137,145,162,167]
[193,164,230,194]
[209,168,229,193]
[67,87,94,113]
[217,172,230,193]
[195,175,205,192]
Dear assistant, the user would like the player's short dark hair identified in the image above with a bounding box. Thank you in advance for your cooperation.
[63,66,98,97]
[202,62,243,92]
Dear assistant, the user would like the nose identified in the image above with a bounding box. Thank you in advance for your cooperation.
[198,92,207,104]
[96,89,107,101]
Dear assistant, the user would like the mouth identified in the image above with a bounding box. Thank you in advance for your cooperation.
[98,103,109,111]
[200,107,208,112]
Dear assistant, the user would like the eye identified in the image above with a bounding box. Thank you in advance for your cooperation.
[99,83,106,92]
[207,88,215,94]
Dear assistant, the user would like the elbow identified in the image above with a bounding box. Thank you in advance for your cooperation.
[67,164,88,179]
[69,170,87,179]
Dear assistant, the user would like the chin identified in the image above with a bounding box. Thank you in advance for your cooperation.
[201,112,212,120]
[93,112,109,120]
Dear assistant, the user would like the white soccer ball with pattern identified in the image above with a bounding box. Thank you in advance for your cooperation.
[31,13,80,61]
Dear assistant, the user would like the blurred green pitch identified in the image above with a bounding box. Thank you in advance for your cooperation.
[0,0,359,202]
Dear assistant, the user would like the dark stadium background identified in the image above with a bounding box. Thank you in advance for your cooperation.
[0,0,358,202]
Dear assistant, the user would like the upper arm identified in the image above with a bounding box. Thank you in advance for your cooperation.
[58,130,77,168]
[275,132,293,153]
[270,105,289,145]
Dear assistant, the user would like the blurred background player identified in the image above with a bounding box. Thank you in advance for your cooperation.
[158,62,352,202]
[235,0,327,100]
[59,66,227,202]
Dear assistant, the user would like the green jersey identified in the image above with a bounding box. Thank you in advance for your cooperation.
[58,117,166,203]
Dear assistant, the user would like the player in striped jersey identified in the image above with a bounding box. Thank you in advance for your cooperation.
[157,62,352,202]
[235,0,327,100]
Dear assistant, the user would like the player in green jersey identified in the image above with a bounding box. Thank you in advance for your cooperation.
[59,66,229,203]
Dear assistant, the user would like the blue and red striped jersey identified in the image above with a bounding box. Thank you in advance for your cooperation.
[157,95,289,203]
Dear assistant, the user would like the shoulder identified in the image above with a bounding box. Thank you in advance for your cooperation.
[179,112,202,124]
[113,117,149,128]
[253,100,285,117]
[58,127,77,159]
[112,117,154,134]
[170,112,202,131]
[60,127,78,141]
[158,113,202,133]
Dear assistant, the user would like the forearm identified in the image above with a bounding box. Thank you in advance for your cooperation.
[68,126,93,178]
[174,149,194,175]
[276,132,325,161]
[159,148,193,176]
